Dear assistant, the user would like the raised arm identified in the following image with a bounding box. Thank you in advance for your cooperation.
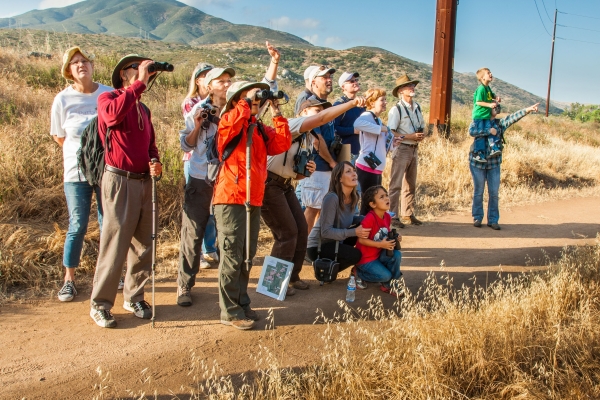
[300,97,366,133]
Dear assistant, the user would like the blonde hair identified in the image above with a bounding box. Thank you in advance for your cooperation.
[476,67,491,84]
[364,88,386,110]
[185,65,204,100]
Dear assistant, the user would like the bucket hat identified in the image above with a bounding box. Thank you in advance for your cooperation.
[111,54,154,89]
[222,81,270,115]
[392,73,420,98]
[61,46,95,80]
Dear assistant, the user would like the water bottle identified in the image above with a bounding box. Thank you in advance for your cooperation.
[346,276,356,302]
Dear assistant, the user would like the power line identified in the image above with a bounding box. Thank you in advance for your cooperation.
[557,23,600,34]
[558,10,600,20]
[557,36,600,45]
[541,0,554,22]
[533,0,553,36]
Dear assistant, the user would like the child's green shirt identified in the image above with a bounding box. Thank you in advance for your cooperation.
[472,84,495,120]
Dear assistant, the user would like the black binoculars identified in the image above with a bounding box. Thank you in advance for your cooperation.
[293,150,314,178]
[364,151,382,170]
[255,90,286,101]
[329,135,342,157]
[148,62,175,73]
[386,228,401,257]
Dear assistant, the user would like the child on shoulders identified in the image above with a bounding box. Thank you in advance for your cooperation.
[471,67,502,163]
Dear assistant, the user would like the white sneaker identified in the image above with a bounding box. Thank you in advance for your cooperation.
[90,308,117,328]
[58,280,77,302]
[118,276,124,290]
[200,255,211,269]
[203,251,219,263]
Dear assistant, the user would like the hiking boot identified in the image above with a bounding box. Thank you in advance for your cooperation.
[473,220,482,228]
[58,280,77,302]
[292,279,309,290]
[118,276,124,290]
[221,318,255,330]
[203,251,219,263]
[286,285,297,296]
[90,308,117,328]
[199,255,211,269]
[177,286,192,307]
[123,300,152,319]
[487,223,501,230]
[391,217,405,229]
[244,308,260,321]
[401,215,423,226]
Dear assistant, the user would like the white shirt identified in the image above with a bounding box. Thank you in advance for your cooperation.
[386,98,423,145]
[354,111,392,173]
[267,117,308,179]
[50,84,113,182]
[179,98,218,180]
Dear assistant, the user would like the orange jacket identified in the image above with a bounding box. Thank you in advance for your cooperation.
[213,100,291,206]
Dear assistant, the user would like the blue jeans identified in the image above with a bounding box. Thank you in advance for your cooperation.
[357,250,402,283]
[470,164,500,224]
[184,161,217,254]
[63,181,103,268]
[295,179,305,212]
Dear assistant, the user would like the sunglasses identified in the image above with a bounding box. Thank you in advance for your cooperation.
[348,78,359,84]
[123,63,140,71]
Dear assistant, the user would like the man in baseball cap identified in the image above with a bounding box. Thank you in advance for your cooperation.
[333,71,364,163]
[294,65,319,115]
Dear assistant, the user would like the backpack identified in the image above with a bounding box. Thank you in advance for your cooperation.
[205,120,269,187]
[76,102,149,187]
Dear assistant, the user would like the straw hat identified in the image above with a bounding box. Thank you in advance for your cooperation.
[61,46,95,80]
[392,73,420,98]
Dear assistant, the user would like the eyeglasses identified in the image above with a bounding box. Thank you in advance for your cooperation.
[69,59,90,66]
[123,63,140,71]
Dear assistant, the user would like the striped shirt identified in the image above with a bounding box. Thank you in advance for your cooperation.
[469,109,528,170]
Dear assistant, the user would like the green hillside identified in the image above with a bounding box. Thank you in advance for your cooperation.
[0,0,311,47]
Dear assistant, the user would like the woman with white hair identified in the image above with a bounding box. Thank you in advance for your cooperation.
[50,46,112,302]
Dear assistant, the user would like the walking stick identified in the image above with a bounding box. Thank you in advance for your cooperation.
[150,158,160,328]
[245,122,257,272]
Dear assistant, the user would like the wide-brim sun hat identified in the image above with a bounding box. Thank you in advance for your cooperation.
[111,54,154,89]
[222,81,270,115]
[392,73,420,98]
[61,46,95,80]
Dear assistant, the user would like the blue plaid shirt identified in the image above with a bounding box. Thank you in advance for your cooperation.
[468,109,528,170]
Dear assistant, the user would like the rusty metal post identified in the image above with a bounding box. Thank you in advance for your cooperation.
[429,0,458,138]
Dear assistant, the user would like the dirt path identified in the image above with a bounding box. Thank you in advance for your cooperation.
[2,197,599,399]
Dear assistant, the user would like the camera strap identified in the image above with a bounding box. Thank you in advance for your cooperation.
[399,100,422,133]
[366,111,381,149]
[317,212,340,262]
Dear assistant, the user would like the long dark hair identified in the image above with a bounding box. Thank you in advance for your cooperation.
[360,185,386,216]
[329,161,359,210]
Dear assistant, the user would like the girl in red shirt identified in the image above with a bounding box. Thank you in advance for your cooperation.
[355,185,403,296]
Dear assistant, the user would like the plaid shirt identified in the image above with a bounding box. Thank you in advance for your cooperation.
[468,109,528,170]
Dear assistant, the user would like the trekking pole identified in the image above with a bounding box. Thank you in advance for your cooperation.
[245,122,257,272]
[150,158,159,328]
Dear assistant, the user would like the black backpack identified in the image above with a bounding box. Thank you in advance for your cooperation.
[76,103,149,187]
[205,120,269,187]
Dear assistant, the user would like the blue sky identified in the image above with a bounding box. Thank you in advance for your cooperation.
[3,0,599,104]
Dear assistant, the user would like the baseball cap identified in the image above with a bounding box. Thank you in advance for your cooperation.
[205,67,236,87]
[297,95,332,114]
[303,65,318,81]
[194,63,214,80]
[338,71,359,88]
[308,65,336,83]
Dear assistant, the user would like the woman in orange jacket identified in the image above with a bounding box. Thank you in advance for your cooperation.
[214,80,291,330]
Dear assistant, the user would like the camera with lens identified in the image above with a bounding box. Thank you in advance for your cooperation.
[148,61,174,73]
[363,151,382,170]
[415,127,424,133]
[293,149,314,178]
[386,228,401,257]
[329,135,342,157]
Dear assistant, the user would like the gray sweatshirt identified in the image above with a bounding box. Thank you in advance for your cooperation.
[307,192,359,248]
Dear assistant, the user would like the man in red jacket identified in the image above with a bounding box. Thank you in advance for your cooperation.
[89,54,162,328]
[215,81,291,330]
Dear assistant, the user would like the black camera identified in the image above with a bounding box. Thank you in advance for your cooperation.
[415,127,424,133]
[329,135,342,157]
[293,150,314,178]
[386,228,401,257]
[493,104,502,114]
[363,151,382,170]
[148,61,174,73]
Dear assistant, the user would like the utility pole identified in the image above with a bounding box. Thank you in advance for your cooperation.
[546,9,557,117]
[429,0,458,138]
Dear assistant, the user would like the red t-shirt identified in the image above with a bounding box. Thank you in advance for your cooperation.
[355,210,391,265]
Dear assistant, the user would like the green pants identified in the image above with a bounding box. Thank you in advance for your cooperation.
[214,204,260,321]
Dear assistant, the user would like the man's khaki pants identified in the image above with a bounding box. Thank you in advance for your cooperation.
[90,171,153,310]
[389,144,418,218]
[214,204,260,321]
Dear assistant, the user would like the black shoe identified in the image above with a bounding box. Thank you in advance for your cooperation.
[123,300,152,319]
[487,223,501,230]
[474,220,482,228]
[401,215,423,226]
[392,217,405,229]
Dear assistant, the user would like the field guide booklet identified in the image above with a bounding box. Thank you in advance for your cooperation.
[256,256,293,301]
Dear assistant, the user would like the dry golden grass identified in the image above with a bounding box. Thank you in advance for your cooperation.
[90,240,600,399]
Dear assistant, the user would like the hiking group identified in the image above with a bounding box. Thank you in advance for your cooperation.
[51,42,539,330]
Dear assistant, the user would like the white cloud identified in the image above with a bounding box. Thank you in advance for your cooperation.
[38,0,82,9]
[324,36,343,47]
[303,34,318,45]
[270,16,320,30]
